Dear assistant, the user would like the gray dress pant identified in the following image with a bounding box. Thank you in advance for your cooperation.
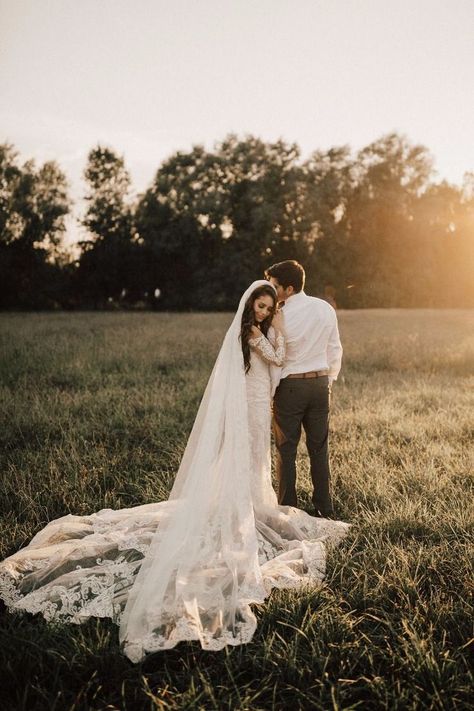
[273,375,332,514]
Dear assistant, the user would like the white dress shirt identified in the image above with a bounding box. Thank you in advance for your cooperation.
[280,291,343,383]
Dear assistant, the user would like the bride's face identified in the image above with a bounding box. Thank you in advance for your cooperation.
[253,294,275,323]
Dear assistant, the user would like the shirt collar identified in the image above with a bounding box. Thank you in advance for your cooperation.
[283,290,307,309]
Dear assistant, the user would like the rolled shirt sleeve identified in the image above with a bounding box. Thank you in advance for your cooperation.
[327,316,343,383]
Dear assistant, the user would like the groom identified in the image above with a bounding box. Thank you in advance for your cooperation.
[265,260,343,517]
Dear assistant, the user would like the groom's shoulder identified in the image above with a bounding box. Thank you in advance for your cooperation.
[308,295,337,315]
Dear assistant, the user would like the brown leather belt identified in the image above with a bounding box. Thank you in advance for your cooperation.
[285,370,329,379]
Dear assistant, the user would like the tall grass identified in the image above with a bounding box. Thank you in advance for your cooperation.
[0,309,473,710]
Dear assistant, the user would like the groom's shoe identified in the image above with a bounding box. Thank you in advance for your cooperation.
[314,508,335,519]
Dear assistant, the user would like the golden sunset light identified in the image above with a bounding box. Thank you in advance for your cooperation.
[0,1,473,707]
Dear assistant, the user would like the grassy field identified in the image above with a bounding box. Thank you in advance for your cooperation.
[0,309,473,711]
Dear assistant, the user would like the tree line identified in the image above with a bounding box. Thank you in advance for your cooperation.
[1,133,473,310]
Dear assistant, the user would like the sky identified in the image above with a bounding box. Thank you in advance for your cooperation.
[1,0,473,245]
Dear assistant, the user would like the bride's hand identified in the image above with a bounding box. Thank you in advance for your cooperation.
[271,309,284,331]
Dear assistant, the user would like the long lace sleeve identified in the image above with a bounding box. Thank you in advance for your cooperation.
[248,332,286,366]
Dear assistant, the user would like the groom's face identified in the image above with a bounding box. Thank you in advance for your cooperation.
[269,277,292,304]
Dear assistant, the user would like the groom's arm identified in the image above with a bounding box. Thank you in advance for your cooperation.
[327,314,343,385]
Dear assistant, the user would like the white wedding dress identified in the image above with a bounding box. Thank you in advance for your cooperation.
[0,281,349,662]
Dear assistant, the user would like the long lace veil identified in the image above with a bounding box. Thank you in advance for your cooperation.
[119,280,275,660]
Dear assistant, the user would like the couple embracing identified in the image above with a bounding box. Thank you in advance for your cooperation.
[0,260,349,662]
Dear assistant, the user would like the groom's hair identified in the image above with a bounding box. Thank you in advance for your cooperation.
[265,260,305,292]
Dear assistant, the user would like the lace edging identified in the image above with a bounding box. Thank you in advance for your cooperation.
[122,616,258,662]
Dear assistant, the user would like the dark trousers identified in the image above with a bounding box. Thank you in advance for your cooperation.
[273,375,332,513]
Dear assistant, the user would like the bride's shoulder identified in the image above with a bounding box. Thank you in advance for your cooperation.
[249,325,262,340]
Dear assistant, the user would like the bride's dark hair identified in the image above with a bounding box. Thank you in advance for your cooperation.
[240,284,277,373]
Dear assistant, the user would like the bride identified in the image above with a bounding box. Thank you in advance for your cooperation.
[0,280,349,662]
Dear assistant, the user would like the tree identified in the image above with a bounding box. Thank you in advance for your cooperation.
[3,133,471,310]
[343,133,434,306]
[0,142,71,308]
[136,135,312,309]
[411,179,474,306]
[134,145,226,309]
[300,146,356,303]
[76,146,138,307]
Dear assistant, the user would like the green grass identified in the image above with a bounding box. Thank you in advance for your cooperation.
[0,309,473,710]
